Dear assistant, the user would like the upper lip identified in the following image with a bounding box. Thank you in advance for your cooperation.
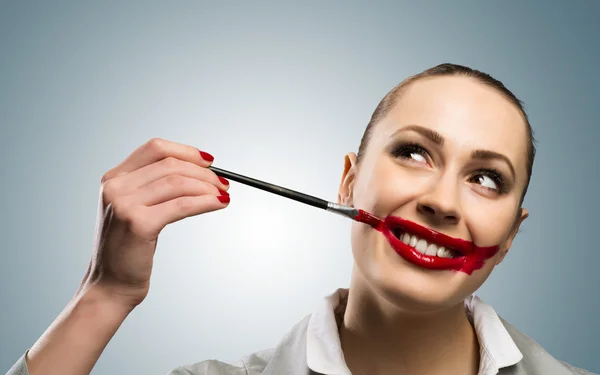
[384,216,474,256]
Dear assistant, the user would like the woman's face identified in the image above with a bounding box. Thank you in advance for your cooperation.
[339,76,530,312]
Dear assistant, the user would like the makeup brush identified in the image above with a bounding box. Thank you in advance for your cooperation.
[209,166,382,228]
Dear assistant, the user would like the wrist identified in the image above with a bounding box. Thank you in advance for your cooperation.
[77,284,139,316]
[25,283,135,374]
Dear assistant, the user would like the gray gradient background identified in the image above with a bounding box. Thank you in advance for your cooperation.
[1,1,599,374]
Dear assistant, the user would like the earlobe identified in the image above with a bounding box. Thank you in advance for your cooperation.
[338,153,358,206]
[495,207,529,265]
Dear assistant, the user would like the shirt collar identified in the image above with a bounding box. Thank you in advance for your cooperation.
[306,289,522,375]
[464,294,523,373]
[306,288,351,375]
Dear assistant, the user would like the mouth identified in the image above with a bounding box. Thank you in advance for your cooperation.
[391,229,462,258]
[381,216,480,272]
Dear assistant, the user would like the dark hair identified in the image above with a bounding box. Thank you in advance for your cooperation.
[357,63,536,204]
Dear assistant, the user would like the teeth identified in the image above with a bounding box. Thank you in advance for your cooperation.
[425,243,438,256]
[415,239,428,253]
[394,231,457,258]
[437,247,454,258]
[409,235,417,247]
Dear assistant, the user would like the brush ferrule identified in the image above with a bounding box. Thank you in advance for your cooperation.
[326,202,359,219]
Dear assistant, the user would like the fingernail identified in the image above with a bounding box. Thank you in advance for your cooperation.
[218,189,229,196]
[199,150,214,162]
[218,176,229,185]
[217,195,230,203]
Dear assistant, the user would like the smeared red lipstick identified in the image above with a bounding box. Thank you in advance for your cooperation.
[355,211,499,275]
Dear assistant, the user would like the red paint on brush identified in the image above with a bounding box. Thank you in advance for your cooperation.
[353,210,499,275]
[354,209,384,230]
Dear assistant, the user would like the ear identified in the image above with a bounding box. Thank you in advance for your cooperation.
[338,152,358,206]
[495,207,529,265]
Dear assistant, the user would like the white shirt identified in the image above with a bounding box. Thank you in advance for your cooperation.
[8,292,594,375]
[306,288,523,375]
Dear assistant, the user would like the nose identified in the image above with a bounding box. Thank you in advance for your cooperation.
[416,178,461,225]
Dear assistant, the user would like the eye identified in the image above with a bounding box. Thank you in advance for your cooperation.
[474,175,498,190]
[391,143,430,165]
[469,169,507,194]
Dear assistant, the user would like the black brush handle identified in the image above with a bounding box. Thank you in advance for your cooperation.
[209,166,329,210]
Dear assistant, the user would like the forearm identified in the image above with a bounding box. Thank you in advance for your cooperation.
[24,286,133,375]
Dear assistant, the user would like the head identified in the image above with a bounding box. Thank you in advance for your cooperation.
[338,63,536,312]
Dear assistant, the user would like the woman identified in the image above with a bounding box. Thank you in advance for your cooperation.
[7,64,595,375]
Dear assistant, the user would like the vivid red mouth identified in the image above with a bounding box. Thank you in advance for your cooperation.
[381,216,500,275]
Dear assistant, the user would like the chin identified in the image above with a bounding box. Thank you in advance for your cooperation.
[352,236,492,314]
[368,260,472,313]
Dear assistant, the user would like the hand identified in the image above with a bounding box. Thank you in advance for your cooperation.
[78,138,230,310]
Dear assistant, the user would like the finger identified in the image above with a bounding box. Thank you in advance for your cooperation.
[144,194,230,232]
[101,138,215,183]
[102,158,230,202]
[130,175,227,206]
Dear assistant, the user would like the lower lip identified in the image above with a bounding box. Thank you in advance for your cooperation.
[374,220,499,275]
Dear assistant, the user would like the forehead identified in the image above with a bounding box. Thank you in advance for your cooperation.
[377,76,528,174]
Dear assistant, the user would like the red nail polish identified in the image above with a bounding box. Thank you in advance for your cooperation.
[199,150,214,162]
[217,195,230,203]
[218,189,229,196]
[218,176,229,185]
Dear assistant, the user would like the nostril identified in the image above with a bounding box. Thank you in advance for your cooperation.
[418,202,461,224]
[420,205,436,215]
[444,214,458,222]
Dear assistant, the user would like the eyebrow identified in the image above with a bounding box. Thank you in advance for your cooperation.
[392,124,445,145]
[391,124,516,179]
[470,149,516,180]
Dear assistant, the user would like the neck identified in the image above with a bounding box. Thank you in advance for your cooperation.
[339,268,480,375]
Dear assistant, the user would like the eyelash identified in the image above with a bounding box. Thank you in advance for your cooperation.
[390,142,508,194]
[469,168,508,194]
[390,142,429,162]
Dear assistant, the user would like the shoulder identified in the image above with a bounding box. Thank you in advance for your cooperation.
[499,317,596,374]
[167,348,276,375]
[560,361,598,375]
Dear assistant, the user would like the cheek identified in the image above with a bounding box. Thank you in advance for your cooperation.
[353,159,434,215]
[473,246,507,282]
[462,191,519,247]
[457,259,498,296]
